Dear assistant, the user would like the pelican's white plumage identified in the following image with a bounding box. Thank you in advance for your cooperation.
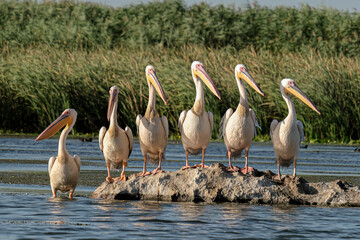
[220,64,264,173]
[99,85,133,183]
[136,65,168,176]
[35,109,81,199]
[178,61,221,169]
[270,78,320,180]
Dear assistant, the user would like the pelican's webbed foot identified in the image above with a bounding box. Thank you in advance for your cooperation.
[181,165,195,170]
[114,174,127,182]
[106,176,114,183]
[241,166,254,174]
[274,174,284,182]
[193,163,209,168]
[226,165,240,172]
[152,167,163,175]
[137,171,151,177]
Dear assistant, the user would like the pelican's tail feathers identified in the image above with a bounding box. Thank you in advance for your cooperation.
[148,152,166,165]
[110,160,127,170]
[277,157,293,168]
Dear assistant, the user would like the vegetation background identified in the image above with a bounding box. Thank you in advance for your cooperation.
[0,0,359,143]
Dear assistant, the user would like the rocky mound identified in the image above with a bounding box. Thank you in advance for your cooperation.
[90,163,360,207]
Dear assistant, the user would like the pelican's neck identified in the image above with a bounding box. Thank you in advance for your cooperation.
[236,79,249,112]
[192,74,205,115]
[282,88,297,124]
[109,99,119,131]
[58,120,75,161]
[145,84,156,120]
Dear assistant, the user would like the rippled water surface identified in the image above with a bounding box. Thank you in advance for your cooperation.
[0,137,359,239]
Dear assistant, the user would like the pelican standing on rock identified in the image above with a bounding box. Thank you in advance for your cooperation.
[99,86,134,183]
[270,78,320,180]
[136,65,168,176]
[178,61,221,170]
[220,64,264,173]
[35,109,81,199]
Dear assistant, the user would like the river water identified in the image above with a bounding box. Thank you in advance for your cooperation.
[0,137,359,239]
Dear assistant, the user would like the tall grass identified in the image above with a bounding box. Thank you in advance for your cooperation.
[1,1,359,142]
[1,44,359,142]
[0,0,359,56]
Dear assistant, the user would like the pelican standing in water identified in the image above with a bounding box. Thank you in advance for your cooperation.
[270,78,320,180]
[35,109,81,199]
[99,86,134,183]
[220,64,264,173]
[136,65,168,176]
[178,61,221,169]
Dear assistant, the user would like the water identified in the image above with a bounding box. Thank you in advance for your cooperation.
[0,137,360,239]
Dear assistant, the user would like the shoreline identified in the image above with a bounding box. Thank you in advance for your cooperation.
[1,134,360,146]
[1,170,359,188]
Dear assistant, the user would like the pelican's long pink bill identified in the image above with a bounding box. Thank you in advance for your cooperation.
[147,68,168,104]
[107,86,119,121]
[195,64,221,100]
[286,83,321,115]
[35,111,71,141]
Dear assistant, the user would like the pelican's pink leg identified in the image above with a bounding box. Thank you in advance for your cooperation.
[116,161,127,182]
[241,149,254,174]
[152,153,164,175]
[106,162,114,183]
[292,157,297,178]
[227,150,240,172]
[274,157,283,181]
[69,190,74,199]
[181,150,194,170]
[194,148,209,168]
[51,187,57,198]
[138,154,151,177]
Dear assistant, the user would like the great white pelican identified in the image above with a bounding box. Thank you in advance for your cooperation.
[220,64,264,173]
[136,65,168,176]
[178,61,221,170]
[35,109,81,199]
[99,85,134,183]
[270,78,320,180]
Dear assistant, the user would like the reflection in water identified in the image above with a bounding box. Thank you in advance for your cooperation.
[176,202,208,222]
[218,203,254,230]
[47,197,75,226]
[0,193,359,239]
[94,199,127,212]
[271,206,298,232]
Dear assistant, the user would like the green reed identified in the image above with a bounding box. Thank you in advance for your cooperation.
[1,44,359,142]
[0,0,359,56]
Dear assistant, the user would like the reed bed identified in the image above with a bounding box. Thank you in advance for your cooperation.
[1,45,359,142]
[0,0,359,55]
[0,1,359,142]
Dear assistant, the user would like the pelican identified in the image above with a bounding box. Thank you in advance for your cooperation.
[178,61,221,169]
[270,78,320,180]
[220,64,264,173]
[35,109,80,199]
[136,65,168,176]
[99,85,134,183]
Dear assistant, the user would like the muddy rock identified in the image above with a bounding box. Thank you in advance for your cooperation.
[90,163,360,207]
